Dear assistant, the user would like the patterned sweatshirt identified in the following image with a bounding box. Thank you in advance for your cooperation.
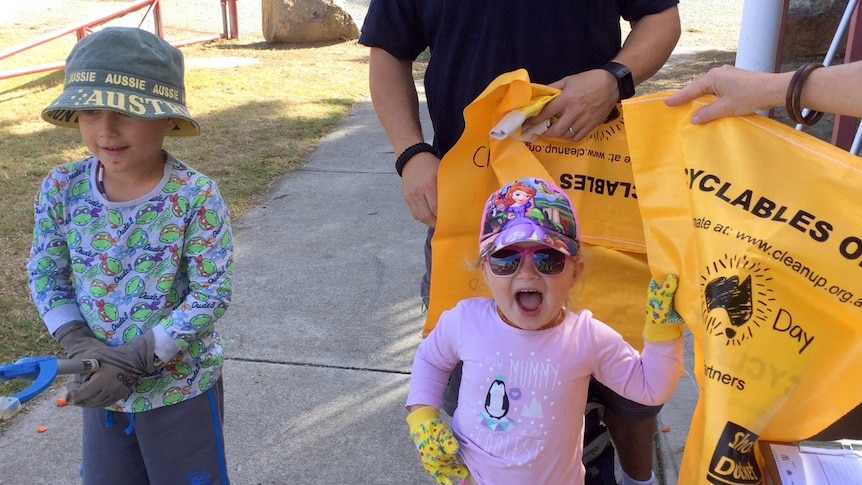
[407,297,683,485]
[28,154,233,412]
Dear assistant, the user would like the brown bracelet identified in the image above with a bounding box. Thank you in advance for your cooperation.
[786,62,824,126]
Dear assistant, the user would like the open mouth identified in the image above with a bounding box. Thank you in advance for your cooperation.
[516,290,543,313]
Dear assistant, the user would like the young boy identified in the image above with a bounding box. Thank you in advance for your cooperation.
[405,177,684,485]
[28,27,232,484]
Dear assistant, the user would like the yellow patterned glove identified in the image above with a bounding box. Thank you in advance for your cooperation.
[407,406,469,485]
[643,274,685,342]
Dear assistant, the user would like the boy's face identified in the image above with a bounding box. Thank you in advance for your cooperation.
[482,242,581,330]
[77,109,177,175]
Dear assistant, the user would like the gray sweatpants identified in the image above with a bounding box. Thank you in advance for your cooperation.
[81,379,228,485]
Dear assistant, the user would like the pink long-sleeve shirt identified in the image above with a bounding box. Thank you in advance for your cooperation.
[407,297,683,485]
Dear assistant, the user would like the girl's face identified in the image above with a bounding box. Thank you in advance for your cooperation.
[78,110,176,177]
[483,242,581,330]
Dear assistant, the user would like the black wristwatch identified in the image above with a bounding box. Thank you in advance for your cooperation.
[600,61,635,101]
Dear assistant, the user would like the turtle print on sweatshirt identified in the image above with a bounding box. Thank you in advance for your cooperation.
[28,154,233,411]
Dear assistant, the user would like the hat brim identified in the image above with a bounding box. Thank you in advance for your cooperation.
[41,85,200,137]
[479,218,580,258]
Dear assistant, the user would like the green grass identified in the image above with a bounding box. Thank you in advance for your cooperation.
[0,37,370,407]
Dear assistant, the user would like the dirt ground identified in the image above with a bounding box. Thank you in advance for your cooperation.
[1,0,841,143]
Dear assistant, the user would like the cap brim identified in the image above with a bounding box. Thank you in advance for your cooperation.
[479,219,579,258]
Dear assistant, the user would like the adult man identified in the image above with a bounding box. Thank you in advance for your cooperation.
[360,3,681,484]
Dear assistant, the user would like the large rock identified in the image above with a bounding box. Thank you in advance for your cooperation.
[784,0,848,57]
[262,0,359,44]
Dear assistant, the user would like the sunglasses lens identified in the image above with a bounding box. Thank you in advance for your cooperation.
[533,249,567,275]
[487,248,568,276]
[488,249,521,276]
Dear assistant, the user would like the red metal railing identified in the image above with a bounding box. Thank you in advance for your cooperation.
[0,0,239,80]
[830,3,862,152]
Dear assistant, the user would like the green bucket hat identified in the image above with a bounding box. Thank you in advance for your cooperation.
[41,27,200,136]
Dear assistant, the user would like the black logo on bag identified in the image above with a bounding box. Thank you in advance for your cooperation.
[703,254,775,346]
[706,421,762,484]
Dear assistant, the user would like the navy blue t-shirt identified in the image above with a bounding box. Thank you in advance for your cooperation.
[359,0,678,156]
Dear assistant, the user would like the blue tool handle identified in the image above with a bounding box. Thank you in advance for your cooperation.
[0,357,99,420]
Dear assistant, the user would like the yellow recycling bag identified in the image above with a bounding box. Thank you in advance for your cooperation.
[624,92,862,484]
[428,69,649,349]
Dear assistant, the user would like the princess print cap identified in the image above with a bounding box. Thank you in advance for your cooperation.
[478,177,580,257]
[41,27,200,136]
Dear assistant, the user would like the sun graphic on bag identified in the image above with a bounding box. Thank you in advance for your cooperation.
[590,104,626,142]
[701,253,775,346]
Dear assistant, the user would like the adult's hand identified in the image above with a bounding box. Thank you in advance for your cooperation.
[401,151,440,228]
[525,69,618,142]
[664,65,790,124]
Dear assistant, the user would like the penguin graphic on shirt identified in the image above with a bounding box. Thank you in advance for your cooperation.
[485,377,509,419]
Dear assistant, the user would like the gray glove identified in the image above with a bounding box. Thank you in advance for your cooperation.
[66,331,157,408]
[53,321,103,359]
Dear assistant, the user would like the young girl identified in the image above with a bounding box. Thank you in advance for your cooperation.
[405,177,684,485]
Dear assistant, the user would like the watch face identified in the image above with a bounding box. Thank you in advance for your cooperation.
[603,62,634,100]
[616,66,635,99]
[620,77,635,99]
